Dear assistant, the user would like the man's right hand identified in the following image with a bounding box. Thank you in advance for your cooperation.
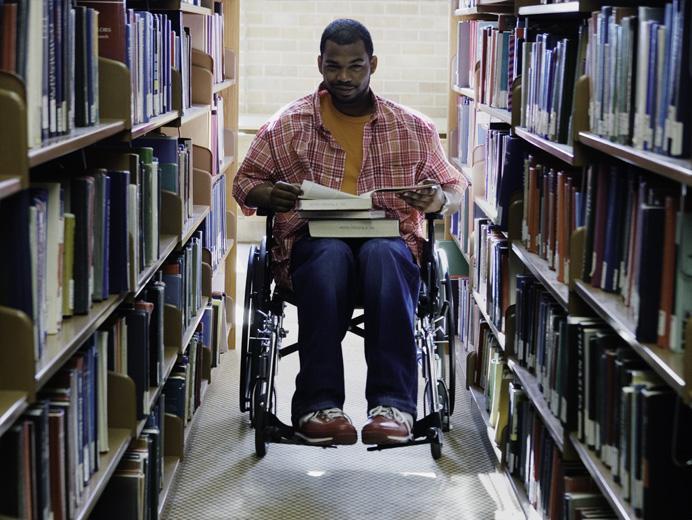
[247,181,303,212]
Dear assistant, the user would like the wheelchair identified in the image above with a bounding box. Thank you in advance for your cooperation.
[239,211,456,459]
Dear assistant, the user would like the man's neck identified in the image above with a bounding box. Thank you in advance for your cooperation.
[332,92,374,117]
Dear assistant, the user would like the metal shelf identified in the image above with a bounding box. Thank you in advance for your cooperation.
[473,291,506,350]
[514,127,580,166]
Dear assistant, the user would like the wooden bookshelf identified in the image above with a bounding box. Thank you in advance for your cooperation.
[129,0,213,16]
[212,78,237,94]
[129,110,180,141]
[136,234,179,296]
[517,0,599,15]
[212,239,236,279]
[162,346,180,381]
[569,433,640,520]
[74,428,132,520]
[578,131,692,186]
[511,241,569,309]
[451,85,475,99]
[468,384,504,462]
[473,291,507,350]
[477,103,512,124]
[177,104,211,127]
[28,119,127,167]
[0,177,22,201]
[180,205,211,247]
[159,456,181,517]
[505,471,537,520]
[474,195,500,225]
[137,348,180,436]
[574,280,687,401]
[37,294,129,389]
[0,391,29,438]
[507,358,565,452]
[514,126,580,166]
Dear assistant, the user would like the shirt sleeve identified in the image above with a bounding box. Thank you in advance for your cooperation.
[416,122,468,195]
[232,126,278,216]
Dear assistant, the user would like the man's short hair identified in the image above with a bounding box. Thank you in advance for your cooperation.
[320,19,374,57]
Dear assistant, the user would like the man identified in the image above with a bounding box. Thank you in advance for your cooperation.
[233,19,464,446]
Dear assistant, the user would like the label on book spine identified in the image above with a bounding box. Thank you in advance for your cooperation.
[619,113,629,137]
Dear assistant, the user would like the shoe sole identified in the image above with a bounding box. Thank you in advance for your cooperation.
[295,431,357,446]
[361,431,413,445]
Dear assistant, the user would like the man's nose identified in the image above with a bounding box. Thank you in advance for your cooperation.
[337,68,350,82]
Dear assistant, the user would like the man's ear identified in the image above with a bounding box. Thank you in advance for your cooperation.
[370,55,378,75]
[317,55,323,73]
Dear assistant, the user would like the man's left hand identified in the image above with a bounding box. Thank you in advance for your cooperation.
[396,179,445,213]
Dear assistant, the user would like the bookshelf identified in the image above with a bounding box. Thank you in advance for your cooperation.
[511,241,568,309]
[574,280,687,399]
[578,131,692,186]
[0,0,240,517]
[447,0,692,517]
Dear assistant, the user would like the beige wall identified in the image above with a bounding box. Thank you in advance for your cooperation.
[239,0,450,131]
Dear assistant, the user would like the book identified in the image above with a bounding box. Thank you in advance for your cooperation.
[297,180,437,211]
[307,219,400,239]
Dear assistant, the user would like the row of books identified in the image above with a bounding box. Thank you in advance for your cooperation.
[188,3,226,84]
[482,124,524,229]
[454,96,474,165]
[0,0,100,148]
[581,161,692,350]
[474,218,510,331]
[0,336,108,520]
[211,94,226,175]
[506,391,618,519]
[94,397,165,520]
[519,25,586,146]
[163,232,204,336]
[449,182,472,259]
[466,321,620,519]
[164,334,207,424]
[586,3,691,158]
[520,156,585,284]
[202,175,229,271]
[569,317,692,519]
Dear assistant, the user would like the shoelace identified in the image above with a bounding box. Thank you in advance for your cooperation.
[301,407,351,426]
[368,405,412,430]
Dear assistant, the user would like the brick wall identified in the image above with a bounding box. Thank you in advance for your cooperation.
[239,0,450,130]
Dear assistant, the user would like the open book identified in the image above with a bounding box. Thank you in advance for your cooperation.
[297,180,433,210]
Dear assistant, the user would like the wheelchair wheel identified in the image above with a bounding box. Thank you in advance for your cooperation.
[429,427,443,460]
[253,382,268,457]
[240,245,258,413]
[240,239,269,414]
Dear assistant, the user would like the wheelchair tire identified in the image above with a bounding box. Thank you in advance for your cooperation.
[253,382,268,457]
[429,427,443,460]
[240,245,258,413]
[435,263,456,418]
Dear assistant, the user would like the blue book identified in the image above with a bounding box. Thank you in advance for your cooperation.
[200,306,213,348]
[102,174,111,299]
[108,170,130,294]
[163,376,186,419]
[645,23,659,151]
[655,4,674,154]
[602,168,625,292]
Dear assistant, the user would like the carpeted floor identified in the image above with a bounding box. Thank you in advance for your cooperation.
[161,245,525,520]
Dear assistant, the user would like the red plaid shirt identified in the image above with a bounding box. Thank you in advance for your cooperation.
[233,85,465,288]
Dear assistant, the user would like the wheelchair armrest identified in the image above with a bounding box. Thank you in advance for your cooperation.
[425,212,444,221]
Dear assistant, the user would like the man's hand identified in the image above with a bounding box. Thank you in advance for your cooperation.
[396,179,446,213]
[247,181,303,212]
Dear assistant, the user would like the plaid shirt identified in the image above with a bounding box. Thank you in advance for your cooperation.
[233,84,466,288]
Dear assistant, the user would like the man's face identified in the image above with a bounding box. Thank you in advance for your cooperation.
[318,39,377,105]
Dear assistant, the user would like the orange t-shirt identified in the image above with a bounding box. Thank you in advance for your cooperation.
[319,94,371,194]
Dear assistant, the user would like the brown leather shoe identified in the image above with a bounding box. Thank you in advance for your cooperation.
[362,406,414,445]
[295,408,357,446]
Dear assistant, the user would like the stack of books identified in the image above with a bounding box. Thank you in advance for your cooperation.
[298,180,405,238]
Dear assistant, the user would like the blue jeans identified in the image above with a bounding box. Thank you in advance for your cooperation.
[290,236,420,424]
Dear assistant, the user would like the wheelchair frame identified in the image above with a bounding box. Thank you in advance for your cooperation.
[240,212,456,459]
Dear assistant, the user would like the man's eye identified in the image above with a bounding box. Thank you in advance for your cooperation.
[350,65,362,71]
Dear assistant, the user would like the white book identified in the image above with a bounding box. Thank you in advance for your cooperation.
[308,219,400,238]
[96,331,109,453]
[298,180,436,211]
[298,210,386,220]
[26,0,43,147]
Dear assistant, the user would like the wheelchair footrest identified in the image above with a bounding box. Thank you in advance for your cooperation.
[366,412,442,452]
[261,412,339,448]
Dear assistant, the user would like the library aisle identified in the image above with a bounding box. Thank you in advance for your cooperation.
[161,245,524,520]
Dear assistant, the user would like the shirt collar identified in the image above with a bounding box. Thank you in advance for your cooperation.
[312,82,382,131]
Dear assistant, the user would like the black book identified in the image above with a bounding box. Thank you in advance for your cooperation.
[108,169,131,294]
[126,307,150,419]
[0,190,33,318]
[70,175,95,315]
[145,278,165,387]
[74,6,88,127]
[23,402,52,520]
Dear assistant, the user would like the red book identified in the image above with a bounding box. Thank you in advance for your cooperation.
[657,196,678,348]
[590,165,609,288]
[1,3,17,73]
[77,0,128,62]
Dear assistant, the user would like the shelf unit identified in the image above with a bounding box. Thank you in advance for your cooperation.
[0,0,240,516]
[74,428,132,520]
[513,126,580,166]
[516,0,599,16]
[0,391,29,438]
[578,131,692,186]
[474,195,499,225]
[477,103,512,124]
[511,241,569,309]
[455,4,514,16]
[450,157,473,183]
[507,358,564,452]
[472,291,507,350]
[569,434,640,520]
[451,85,475,99]
[28,120,127,167]
[574,280,687,400]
